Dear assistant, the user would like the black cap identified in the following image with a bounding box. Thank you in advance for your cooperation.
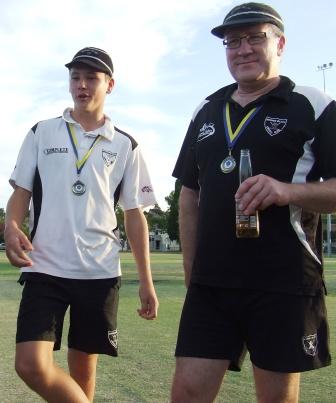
[211,2,284,39]
[65,47,113,76]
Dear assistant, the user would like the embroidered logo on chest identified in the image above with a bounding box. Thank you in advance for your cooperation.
[102,150,117,167]
[264,117,287,136]
[197,123,215,142]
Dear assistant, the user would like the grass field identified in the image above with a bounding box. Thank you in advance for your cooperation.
[0,251,335,402]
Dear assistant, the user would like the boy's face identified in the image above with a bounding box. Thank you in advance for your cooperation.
[69,65,114,113]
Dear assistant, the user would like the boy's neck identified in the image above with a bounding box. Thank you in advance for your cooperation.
[71,109,105,131]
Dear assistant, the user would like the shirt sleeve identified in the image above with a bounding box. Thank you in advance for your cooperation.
[9,128,38,191]
[172,119,200,190]
[312,99,336,180]
[118,145,157,211]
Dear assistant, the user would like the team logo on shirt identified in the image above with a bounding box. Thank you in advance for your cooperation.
[197,123,215,142]
[108,329,118,349]
[302,333,318,356]
[102,150,117,167]
[264,117,287,136]
[142,185,153,193]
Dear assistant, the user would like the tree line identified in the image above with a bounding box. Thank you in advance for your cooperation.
[1,182,336,248]
[116,180,181,243]
[0,180,182,244]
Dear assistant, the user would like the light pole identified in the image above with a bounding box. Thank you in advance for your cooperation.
[317,62,333,256]
[317,62,333,92]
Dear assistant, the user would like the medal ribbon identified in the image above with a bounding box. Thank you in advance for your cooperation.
[223,102,262,150]
[66,122,102,175]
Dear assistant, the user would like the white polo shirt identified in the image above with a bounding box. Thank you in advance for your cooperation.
[10,108,157,279]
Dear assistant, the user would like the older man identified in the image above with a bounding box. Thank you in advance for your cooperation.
[171,3,335,402]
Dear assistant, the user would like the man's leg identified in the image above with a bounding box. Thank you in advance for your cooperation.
[171,357,230,403]
[68,348,98,402]
[15,341,90,403]
[253,365,300,403]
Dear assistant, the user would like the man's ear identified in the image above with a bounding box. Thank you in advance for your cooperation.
[277,35,285,56]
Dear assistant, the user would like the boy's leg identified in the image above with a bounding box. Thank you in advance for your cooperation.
[65,277,120,400]
[15,341,90,403]
[68,348,98,402]
[253,366,300,403]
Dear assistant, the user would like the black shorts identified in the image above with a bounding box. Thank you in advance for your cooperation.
[175,283,331,373]
[16,273,121,356]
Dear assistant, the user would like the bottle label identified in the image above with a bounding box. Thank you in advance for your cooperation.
[236,214,257,228]
[249,216,257,228]
[235,202,259,237]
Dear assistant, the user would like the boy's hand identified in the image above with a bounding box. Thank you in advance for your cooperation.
[5,227,33,267]
[137,283,159,320]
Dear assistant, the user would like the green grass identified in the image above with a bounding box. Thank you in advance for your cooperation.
[0,251,335,402]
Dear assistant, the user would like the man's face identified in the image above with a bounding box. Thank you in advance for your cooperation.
[69,65,114,113]
[224,23,285,85]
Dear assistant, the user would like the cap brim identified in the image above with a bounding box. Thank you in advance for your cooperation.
[211,17,282,38]
[65,58,112,76]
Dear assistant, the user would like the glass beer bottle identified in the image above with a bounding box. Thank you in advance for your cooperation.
[236,149,260,238]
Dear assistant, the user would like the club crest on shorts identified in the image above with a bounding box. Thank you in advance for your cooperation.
[197,123,215,142]
[302,333,318,356]
[108,329,118,349]
[264,117,287,136]
[102,150,117,167]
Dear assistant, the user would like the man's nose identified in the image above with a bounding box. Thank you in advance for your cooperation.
[237,38,253,54]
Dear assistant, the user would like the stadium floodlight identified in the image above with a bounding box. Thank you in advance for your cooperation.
[317,62,333,93]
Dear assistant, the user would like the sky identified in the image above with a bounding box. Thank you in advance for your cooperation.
[1,0,336,211]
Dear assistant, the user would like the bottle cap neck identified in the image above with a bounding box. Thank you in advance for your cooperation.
[240,149,250,156]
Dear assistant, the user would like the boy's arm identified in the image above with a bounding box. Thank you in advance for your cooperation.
[124,208,159,320]
[4,187,33,267]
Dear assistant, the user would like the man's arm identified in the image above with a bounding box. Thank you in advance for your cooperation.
[179,186,199,288]
[235,175,336,214]
[4,186,33,267]
[124,208,159,320]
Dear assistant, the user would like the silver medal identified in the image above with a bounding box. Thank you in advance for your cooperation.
[72,180,86,195]
[220,155,236,173]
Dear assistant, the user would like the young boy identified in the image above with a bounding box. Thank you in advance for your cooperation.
[5,47,159,403]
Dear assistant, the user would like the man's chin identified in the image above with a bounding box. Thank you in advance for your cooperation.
[234,71,268,85]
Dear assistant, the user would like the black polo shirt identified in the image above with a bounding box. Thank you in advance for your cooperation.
[173,76,336,295]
